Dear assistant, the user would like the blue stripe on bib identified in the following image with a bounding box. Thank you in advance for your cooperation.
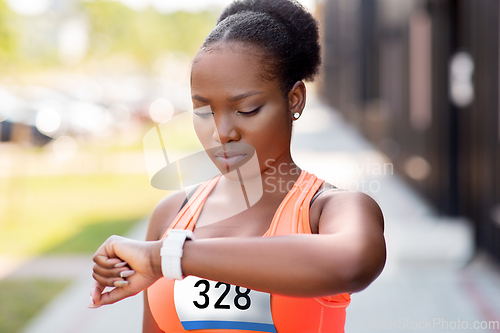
[181,320,277,332]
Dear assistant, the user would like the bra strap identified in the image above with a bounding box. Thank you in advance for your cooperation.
[177,184,202,213]
[309,186,338,208]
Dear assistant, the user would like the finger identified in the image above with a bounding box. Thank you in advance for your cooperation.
[119,270,135,278]
[93,264,131,278]
[93,255,125,269]
[113,280,129,288]
[89,281,105,308]
[96,285,139,306]
[92,271,127,288]
[114,261,128,268]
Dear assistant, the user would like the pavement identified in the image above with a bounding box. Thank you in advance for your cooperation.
[16,93,500,332]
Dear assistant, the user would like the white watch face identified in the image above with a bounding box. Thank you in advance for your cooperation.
[174,276,276,332]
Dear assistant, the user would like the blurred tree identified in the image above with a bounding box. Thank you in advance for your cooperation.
[0,0,19,66]
[82,0,217,66]
[0,0,217,71]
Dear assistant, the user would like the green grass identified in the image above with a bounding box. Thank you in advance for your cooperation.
[0,172,167,332]
[43,217,139,254]
[0,173,168,256]
[0,279,71,333]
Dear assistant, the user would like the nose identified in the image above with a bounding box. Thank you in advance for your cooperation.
[213,114,240,144]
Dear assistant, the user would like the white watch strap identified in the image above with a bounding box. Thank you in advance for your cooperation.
[161,229,194,280]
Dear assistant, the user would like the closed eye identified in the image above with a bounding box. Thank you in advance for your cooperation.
[194,110,214,117]
[236,106,262,115]
[193,105,213,117]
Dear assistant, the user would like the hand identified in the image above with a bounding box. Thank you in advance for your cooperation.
[89,235,163,308]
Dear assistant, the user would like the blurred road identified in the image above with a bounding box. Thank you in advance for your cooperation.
[20,94,500,333]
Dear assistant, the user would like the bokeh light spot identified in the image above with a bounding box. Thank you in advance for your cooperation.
[5,0,52,16]
[404,155,431,181]
[36,108,62,136]
[149,98,174,123]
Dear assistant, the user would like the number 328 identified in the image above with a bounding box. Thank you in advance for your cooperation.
[193,280,251,310]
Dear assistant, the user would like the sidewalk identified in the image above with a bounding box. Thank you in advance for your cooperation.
[21,94,500,332]
[20,221,147,333]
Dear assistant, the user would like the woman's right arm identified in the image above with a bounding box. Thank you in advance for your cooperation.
[143,191,187,333]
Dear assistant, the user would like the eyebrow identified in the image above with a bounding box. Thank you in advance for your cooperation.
[192,91,263,103]
[227,91,263,102]
[192,94,210,103]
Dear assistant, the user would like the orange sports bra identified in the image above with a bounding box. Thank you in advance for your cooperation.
[147,170,351,333]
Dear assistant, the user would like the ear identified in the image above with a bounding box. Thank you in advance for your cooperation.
[287,81,306,121]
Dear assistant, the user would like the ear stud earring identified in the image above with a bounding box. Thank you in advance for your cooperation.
[293,112,300,119]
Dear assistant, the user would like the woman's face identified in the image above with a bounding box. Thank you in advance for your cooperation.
[190,42,293,176]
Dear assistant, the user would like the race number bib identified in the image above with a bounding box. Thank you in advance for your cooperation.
[174,276,276,332]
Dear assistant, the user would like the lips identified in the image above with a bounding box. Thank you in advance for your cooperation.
[205,143,256,174]
[214,150,247,170]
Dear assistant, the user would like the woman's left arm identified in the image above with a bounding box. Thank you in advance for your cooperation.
[181,191,386,296]
[90,191,386,306]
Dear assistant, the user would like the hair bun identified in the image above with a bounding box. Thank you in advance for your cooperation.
[218,0,311,41]
[200,0,321,94]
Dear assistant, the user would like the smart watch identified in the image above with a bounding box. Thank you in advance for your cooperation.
[160,229,195,280]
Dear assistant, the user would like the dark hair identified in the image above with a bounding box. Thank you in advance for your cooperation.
[197,0,321,96]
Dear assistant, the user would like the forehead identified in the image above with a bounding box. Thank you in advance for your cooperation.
[191,43,275,97]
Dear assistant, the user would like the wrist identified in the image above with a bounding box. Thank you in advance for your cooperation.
[180,238,194,277]
[160,230,195,280]
[150,240,164,280]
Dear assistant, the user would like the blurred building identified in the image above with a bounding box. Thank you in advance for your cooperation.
[319,0,500,263]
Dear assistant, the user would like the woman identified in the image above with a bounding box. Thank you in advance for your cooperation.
[89,0,386,332]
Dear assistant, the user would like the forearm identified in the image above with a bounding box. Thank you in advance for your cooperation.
[179,234,375,297]
[90,230,384,306]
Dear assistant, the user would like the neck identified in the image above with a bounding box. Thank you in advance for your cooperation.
[260,151,301,197]
[216,150,301,203]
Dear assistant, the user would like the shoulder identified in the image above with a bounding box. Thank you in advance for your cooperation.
[145,190,188,241]
[311,186,384,235]
[320,190,386,291]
